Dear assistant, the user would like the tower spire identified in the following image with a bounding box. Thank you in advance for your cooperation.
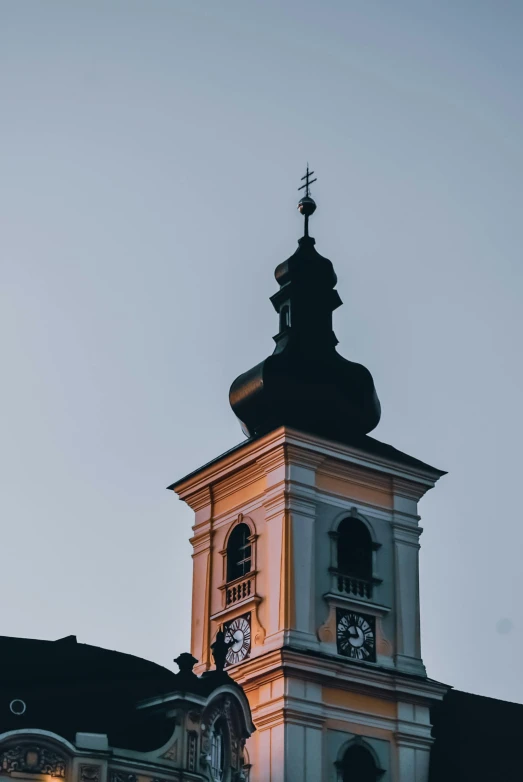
[297,163,317,238]
[229,170,382,444]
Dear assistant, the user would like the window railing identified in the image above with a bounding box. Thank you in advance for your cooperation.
[225,574,253,606]
[333,571,374,599]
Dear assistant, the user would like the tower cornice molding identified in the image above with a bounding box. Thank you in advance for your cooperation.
[212,462,264,502]
[251,705,326,731]
[317,458,392,492]
[182,485,212,513]
[189,528,214,555]
[286,495,316,517]
[231,647,448,707]
[262,490,286,519]
[170,426,444,501]
[256,445,286,476]
[285,444,326,470]
[391,521,423,546]
[394,730,435,750]
[392,476,434,502]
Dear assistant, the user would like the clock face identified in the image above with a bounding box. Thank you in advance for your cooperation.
[336,609,376,662]
[224,613,251,666]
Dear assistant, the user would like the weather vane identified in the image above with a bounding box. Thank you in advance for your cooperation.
[297,164,317,238]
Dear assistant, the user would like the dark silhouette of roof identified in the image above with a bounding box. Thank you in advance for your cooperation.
[229,232,382,446]
[429,689,523,781]
[0,634,242,751]
[228,174,383,447]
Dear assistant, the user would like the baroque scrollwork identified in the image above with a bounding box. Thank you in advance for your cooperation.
[186,732,197,772]
[110,772,137,782]
[0,746,66,777]
[201,695,248,777]
[80,766,100,782]
[161,739,178,762]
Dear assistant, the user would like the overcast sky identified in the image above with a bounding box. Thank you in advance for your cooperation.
[1,0,522,704]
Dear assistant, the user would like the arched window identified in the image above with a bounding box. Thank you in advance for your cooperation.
[337,517,373,582]
[210,719,226,781]
[340,743,383,782]
[227,523,252,582]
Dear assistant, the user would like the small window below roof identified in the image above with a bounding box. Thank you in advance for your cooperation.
[226,523,252,583]
[333,516,378,600]
[279,304,291,331]
[210,720,225,782]
[337,517,373,582]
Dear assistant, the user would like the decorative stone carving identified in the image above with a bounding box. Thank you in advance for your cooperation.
[80,766,100,782]
[0,746,66,777]
[110,773,136,782]
[201,695,247,776]
[377,616,393,657]
[317,605,335,643]
[186,732,197,772]
[161,739,178,762]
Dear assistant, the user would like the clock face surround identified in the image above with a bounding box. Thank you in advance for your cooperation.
[224,613,251,667]
[336,609,376,662]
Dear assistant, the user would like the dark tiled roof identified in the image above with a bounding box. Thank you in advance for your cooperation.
[0,635,239,750]
[0,634,177,748]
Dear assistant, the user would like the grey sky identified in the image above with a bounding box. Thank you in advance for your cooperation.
[1,0,522,703]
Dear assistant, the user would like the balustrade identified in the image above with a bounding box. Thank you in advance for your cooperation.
[335,572,373,599]
[226,575,253,606]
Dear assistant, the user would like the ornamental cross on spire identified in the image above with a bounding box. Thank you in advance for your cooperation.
[297,164,317,238]
[298,164,317,197]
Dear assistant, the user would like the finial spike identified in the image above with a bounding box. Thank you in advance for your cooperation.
[297,164,317,237]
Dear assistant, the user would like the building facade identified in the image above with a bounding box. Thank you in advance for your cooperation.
[0,635,254,782]
[170,177,449,781]
[5,172,522,782]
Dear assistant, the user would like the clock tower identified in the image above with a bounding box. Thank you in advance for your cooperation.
[170,170,447,781]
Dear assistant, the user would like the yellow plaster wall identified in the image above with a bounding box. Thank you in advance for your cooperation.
[192,463,271,651]
[316,473,393,509]
[214,478,266,517]
[323,687,396,719]
[325,718,394,741]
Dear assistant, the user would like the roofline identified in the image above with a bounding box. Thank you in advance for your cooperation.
[168,426,446,498]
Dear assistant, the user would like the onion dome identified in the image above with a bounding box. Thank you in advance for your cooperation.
[229,167,381,444]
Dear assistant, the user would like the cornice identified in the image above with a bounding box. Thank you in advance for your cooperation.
[189,528,214,554]
[230,647,448,706]
[213,462,264,503]
[172,429,288,500]
[322,592,391,616]
[394,730,435,750]
[256,446,286,475]
[171,427,443,503]
[252,705,326,731]
[390,521,423,546]
[286,495,316,517]
[318,459,392,493]
[392,476,433,502]
[263,490,286,520]
[210,595,262,622]
[284,429,443,487]
[285,444,326,470]
[252,697,395,735]
[183,486,212,513]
